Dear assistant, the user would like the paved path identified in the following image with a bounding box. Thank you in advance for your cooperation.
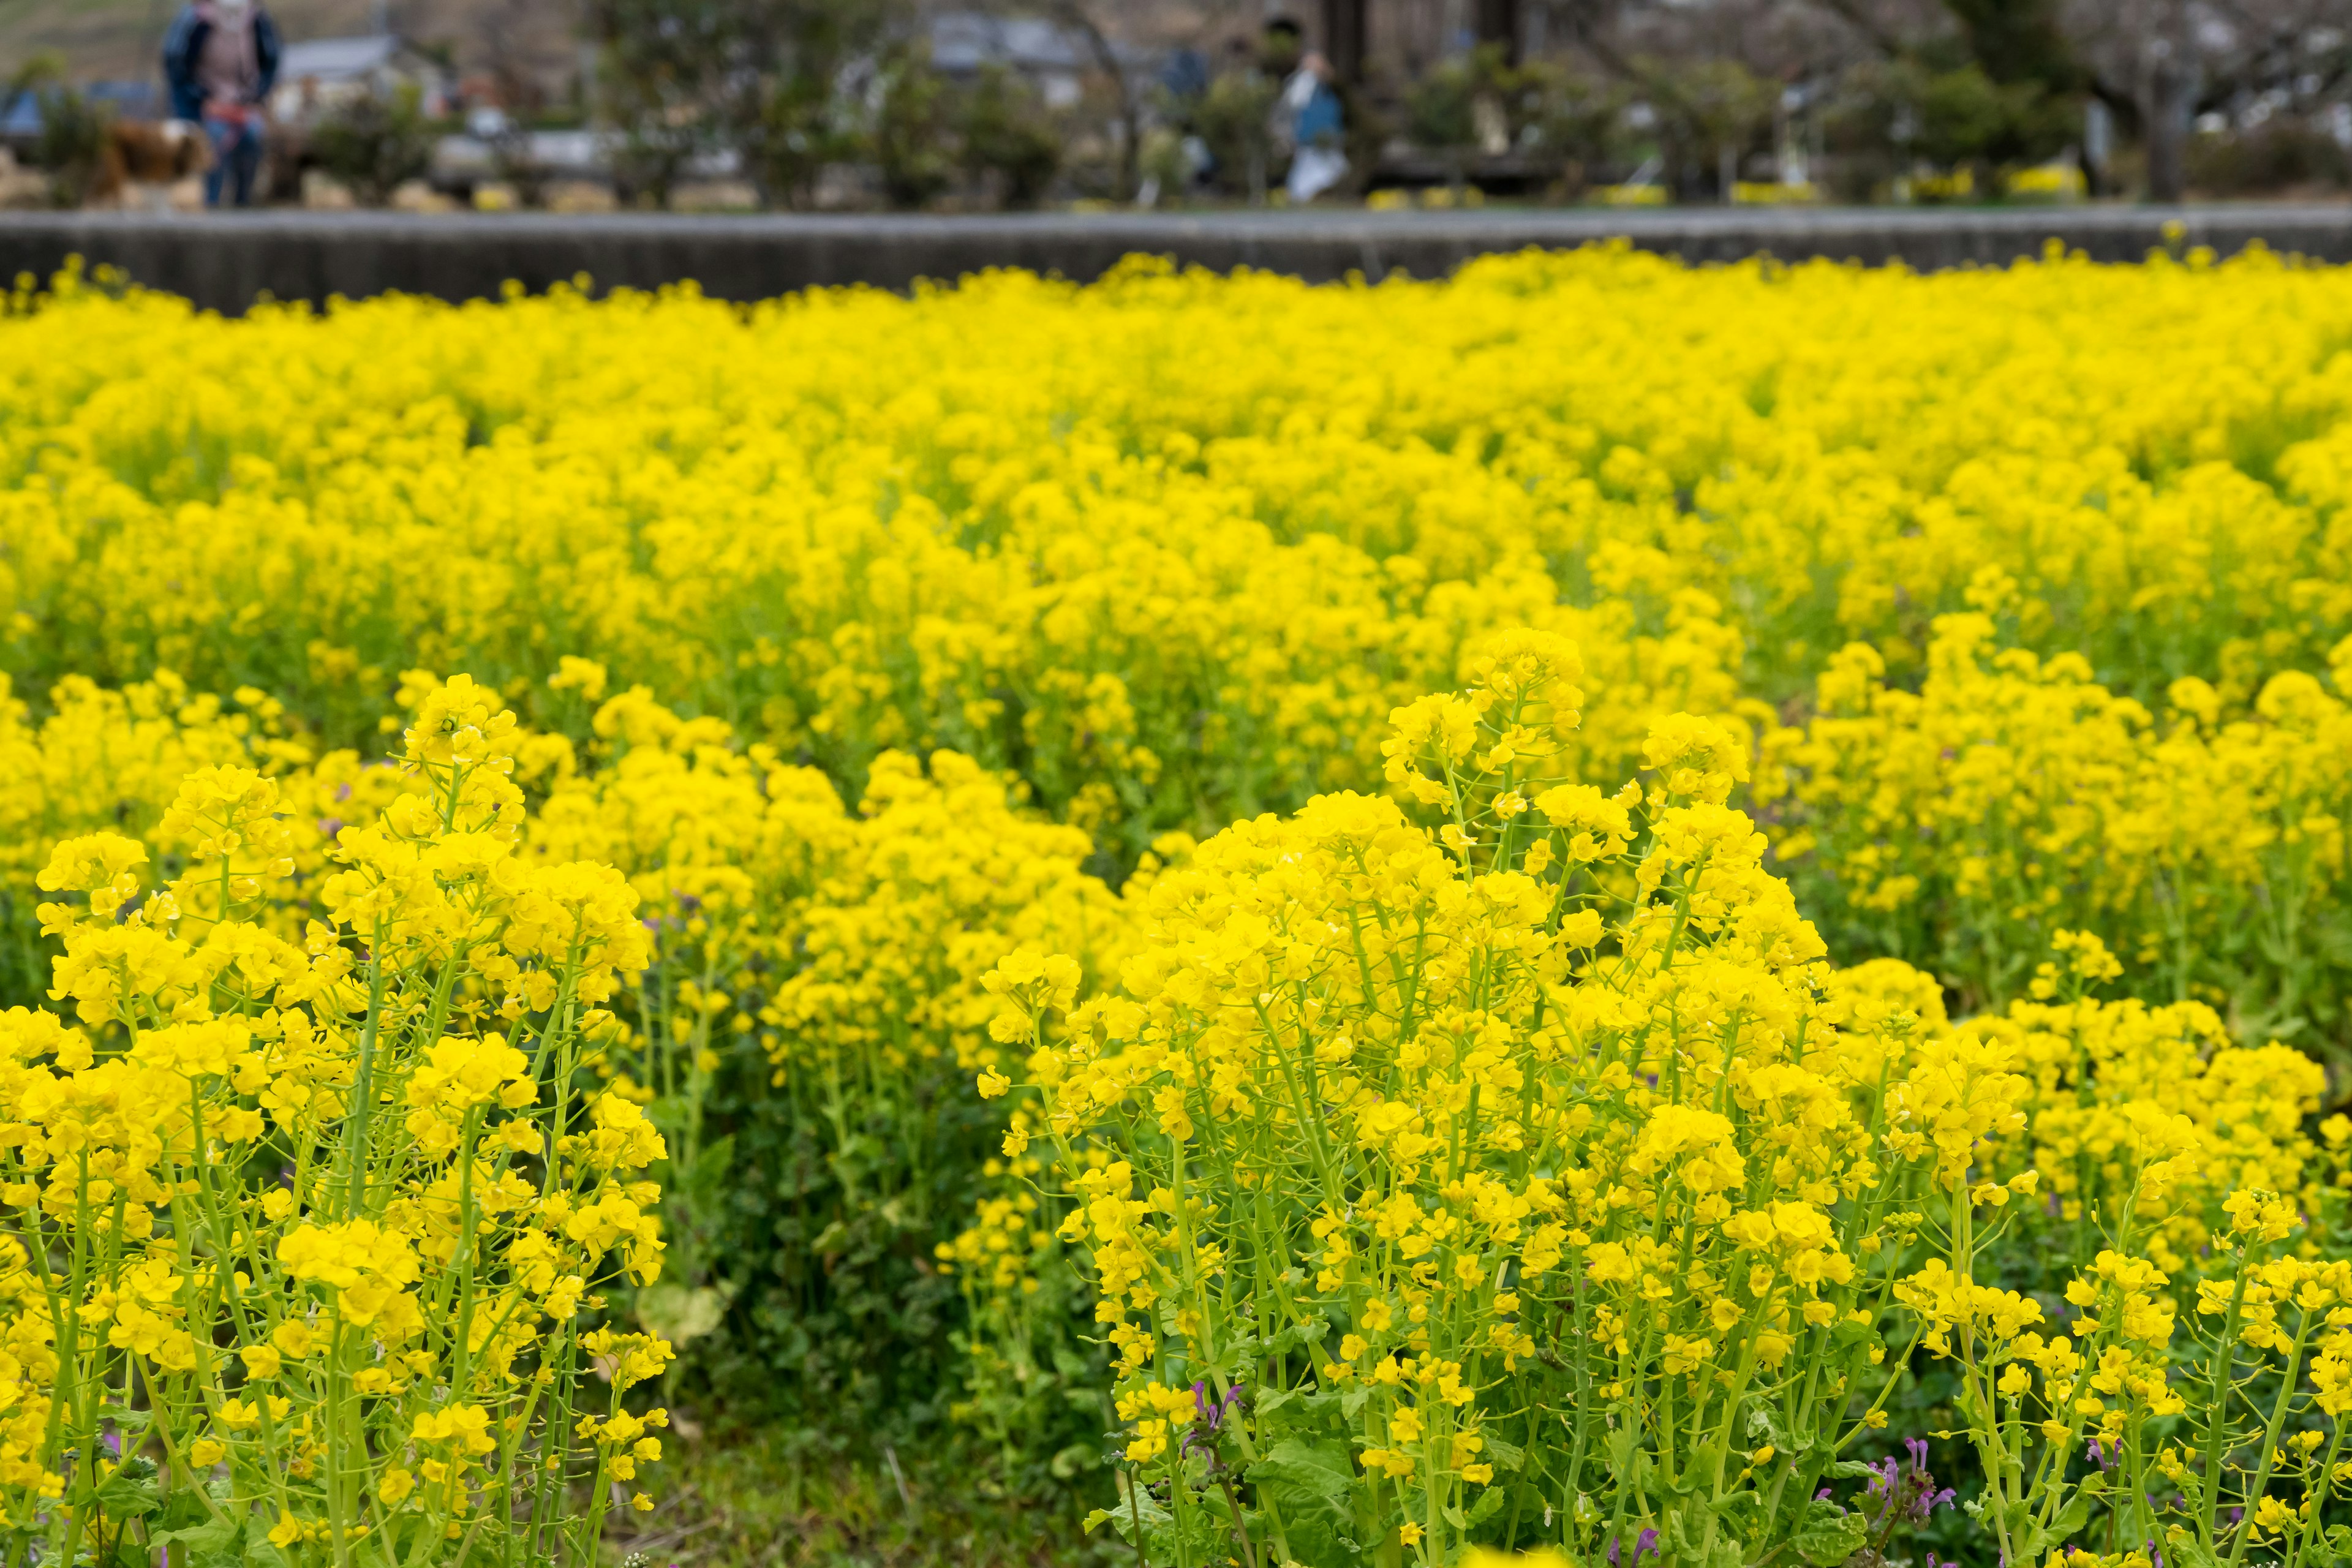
[4,203,2348,312]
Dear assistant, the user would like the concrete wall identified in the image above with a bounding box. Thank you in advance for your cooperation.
[3,205,2349,313]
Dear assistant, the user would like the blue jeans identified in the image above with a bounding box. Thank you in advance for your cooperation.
[203,114,262,206]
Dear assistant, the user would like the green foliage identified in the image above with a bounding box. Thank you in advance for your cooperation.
[668,1040,1001,1447]
[959,66,1061,210]
[738,3,879,206]
[872,51,1063,211]
[1792,1498,1869,1566]
[598,808,1115,1504]
[307,82,437,206]
[1404,45,1514,154]
[586,0,892,208]
[1665,58,1779,153]
[1191,70,1280,200]
[1940,0,2086,93]
[1827,58,2078,178]
[597,1435,1114,1567]
[1512,66,1626,181]
[9,53,109,208]
[873,45,955,209]
[582,0,717,204]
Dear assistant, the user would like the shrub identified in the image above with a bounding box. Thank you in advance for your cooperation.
[307,81,436,206]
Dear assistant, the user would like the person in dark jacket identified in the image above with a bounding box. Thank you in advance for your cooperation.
[162,0,281,206]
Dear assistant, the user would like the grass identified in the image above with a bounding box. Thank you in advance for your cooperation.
[600,1438,1124,1568]
[0,0,572,91]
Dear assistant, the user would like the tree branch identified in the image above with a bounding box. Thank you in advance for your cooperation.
[1804,0,1908,60]
[1049,0,1139,202]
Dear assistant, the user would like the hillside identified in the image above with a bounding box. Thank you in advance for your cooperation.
[1,0,579,99]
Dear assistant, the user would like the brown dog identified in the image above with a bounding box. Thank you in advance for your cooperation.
[89,119,213,209]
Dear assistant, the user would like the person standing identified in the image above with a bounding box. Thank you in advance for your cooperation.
[163,0,281,206]
[1281,50,1348,202]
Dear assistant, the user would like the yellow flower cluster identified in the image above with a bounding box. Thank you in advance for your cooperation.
[12,251,2352,1041]
[1762,601,2352,1045]
[991,639,2352,1568]
[0,679,676,1566]
[11,248,2352,1564]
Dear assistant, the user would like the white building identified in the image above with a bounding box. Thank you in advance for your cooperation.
[271,36,450,123]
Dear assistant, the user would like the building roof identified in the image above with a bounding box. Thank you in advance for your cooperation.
[1,80,157,137]
[277,34,406,83]
[927,13,1088,74]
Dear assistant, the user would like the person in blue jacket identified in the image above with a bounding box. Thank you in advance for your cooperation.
[1281,51,1348,202]
[162,0,281,206]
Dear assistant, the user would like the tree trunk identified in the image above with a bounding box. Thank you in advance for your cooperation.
[1320,0,1368,86]
[1057,1,1137,203]
[1475,0,1523,63]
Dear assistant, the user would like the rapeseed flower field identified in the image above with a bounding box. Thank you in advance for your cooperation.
[3,244,2352,1567]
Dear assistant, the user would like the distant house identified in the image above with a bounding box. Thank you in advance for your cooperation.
[271,35,450,123]
[926,13,1120,110]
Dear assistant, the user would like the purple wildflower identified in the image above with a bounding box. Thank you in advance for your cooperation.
[1607,1529,1661,1566]
[1180,1379,1242,1455]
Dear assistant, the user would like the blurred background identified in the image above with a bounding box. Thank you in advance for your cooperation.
[1,0,2347,214]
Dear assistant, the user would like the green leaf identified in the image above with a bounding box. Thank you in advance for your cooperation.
[1793,1498,1869,1567]
[1662,1495,1709,1558]
[1249,1438,1362,1565]
[1250,1438,1356,1515]
[1092,1479,1174,1542]
[2167,1534,2222,1568]
[1607,1420,1639,1474]
[2310,919,2352,969]
[2011,1485,2092,1565]
[1712,1489,1763,1539]
[153,1486,213,1535]
[1830,1316,1876,1352]
[92,1460,163,1521]
[1255,1386,1305,1422]
[690,1133,736,1191]
[1483,1432,1526,1474]
[154,1512,243,1567]
[1095,1475,1223,1567]
[635,1281,732,1346]
[1255,1385,1344,1439]
[1465,1484,1509,1527]
[1270,1316,1333,1357]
